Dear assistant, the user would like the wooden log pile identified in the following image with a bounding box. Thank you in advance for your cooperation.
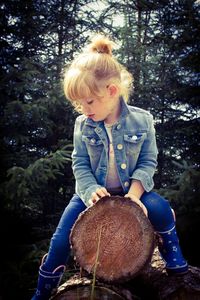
[52,196,200,300]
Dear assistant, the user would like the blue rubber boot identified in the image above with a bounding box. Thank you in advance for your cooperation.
[157,225,188,275]
[31,264,66,300]
[141,192,188,275]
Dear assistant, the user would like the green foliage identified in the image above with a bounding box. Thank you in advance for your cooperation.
[0,1,200,298]
[4,145,73,208]
[157,161,200,215]
[116,0,200,188]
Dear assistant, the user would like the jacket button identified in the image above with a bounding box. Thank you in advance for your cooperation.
[131,135,138,141]
[96,128,102,133]
[90,138,96,144]
[124,181,129,187]
[117,144,123,150]
[121,163,127,169]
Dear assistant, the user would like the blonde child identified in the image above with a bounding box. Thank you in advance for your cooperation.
[31,35,188,300]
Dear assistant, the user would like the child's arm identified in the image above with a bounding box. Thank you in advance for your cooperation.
[124,113,158,216]
[126,179,144,199]
[124,180,147,216]
[72,117,109,206]
[130,113,158,194]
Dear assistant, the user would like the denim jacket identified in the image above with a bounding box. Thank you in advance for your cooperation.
[72,99,158,206]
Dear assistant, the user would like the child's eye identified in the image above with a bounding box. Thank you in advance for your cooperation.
[87,100,94,105]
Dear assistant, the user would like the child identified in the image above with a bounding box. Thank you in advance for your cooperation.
[31,35,188,300]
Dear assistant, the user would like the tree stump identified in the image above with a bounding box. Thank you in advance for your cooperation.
[52,196,200,299]
[70,196,154,283]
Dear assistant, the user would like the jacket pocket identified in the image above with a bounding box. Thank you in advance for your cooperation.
[124,132,146,155]
[124,133,146,143]
[82,135,104,164]
[82,135,103,146]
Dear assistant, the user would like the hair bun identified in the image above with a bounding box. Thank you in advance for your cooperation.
[88,35,114,56]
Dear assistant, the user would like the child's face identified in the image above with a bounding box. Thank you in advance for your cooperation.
[79,85,121,124]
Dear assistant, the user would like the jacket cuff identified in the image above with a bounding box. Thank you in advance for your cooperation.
[131,169,154,192]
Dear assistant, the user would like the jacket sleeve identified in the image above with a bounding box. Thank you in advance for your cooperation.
[130,114,158,192]
[72,117,102,206]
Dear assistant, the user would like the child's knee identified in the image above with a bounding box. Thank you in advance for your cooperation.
[141,192,169,212]
[141,192,174,231]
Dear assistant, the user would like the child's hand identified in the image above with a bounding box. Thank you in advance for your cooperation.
[88,187,110,206]
[124,193,148,216]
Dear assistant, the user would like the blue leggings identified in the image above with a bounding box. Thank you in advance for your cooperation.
[43,192,174,272]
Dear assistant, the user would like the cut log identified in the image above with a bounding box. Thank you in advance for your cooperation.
[69,196,155,283]
[139,247,200,300]
[52,249,200,300]
[52,196,200,299]
[52,275,136,299]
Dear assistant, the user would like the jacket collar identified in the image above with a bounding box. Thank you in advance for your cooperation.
[119,97,130,120]
[84,97,130,127]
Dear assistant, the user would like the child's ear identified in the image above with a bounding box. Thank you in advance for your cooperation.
[107,84,118,97]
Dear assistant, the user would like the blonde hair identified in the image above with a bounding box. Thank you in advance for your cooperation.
[63,34,133,111]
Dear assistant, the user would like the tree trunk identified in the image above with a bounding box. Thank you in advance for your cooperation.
[52,196,200,299]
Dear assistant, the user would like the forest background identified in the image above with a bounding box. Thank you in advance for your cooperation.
[0,0,200,299]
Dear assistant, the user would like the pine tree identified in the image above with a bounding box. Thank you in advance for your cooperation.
[114,0,200,187]
[0,0,104,218]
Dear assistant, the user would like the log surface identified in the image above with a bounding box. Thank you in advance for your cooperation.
[70,196,154,283]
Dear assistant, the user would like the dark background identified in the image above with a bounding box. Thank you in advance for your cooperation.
[0,0,199,299]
